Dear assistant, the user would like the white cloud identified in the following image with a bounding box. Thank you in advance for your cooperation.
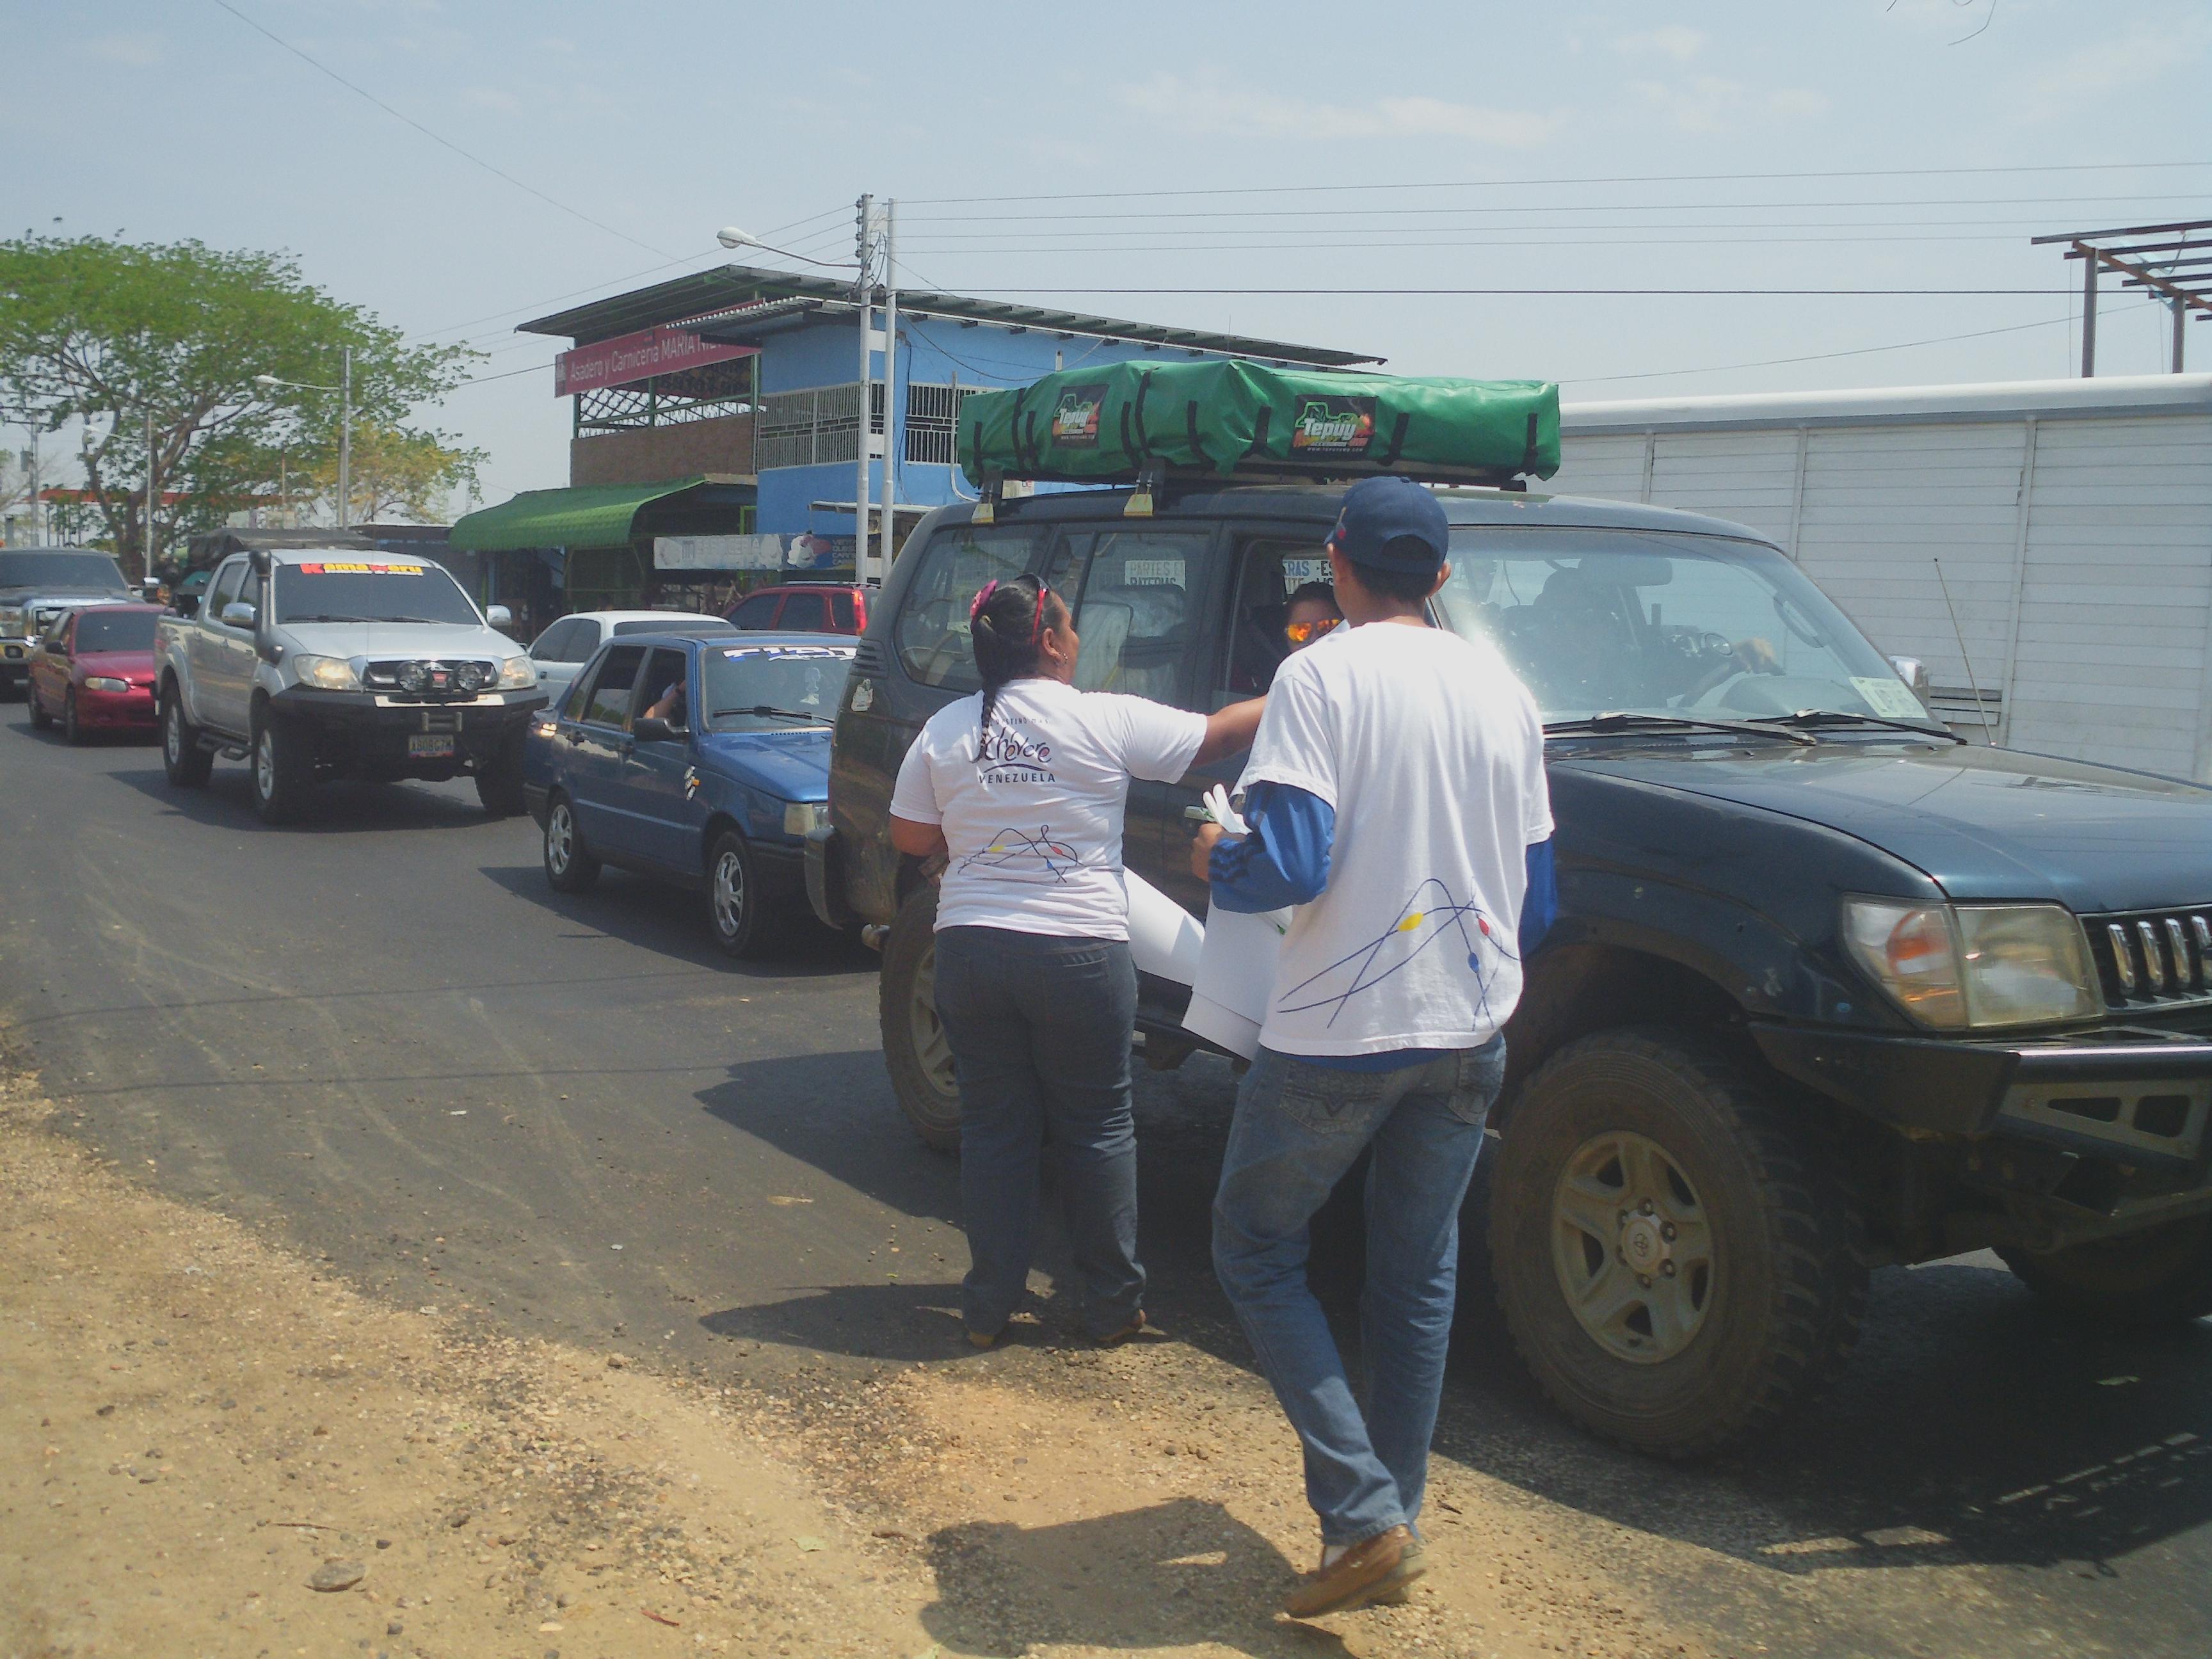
[462,86,522,114]
[1633,76,1830,134]
[1612,25,1704,62]
[2014,17,2212,107]
[1117,74,1563,148]
[86,32,161,66]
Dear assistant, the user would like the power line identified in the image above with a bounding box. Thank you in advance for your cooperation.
[1564,312,2080,387]
[906,159,2212,208]
[901,235,2043,257]
[445,359,560,391]
[946,287,2070,298]
[203,0,675,259]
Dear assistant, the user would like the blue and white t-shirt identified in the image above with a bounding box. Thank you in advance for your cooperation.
[1238,622,1551,1057]
[890,677,1206,940]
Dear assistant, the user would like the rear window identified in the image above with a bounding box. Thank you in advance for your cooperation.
[72,610,160,652]
[272,560,479,625]
[0,551,127,591]
[729,593,782,630]
[613,618,735,637]
[828,590,856,631]
[892,525,1048,690]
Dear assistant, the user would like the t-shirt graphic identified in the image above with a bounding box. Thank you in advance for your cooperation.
[1274,874,1523,1034]
[892,678,1208,940]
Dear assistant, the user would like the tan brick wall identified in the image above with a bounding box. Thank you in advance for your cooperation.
[570,413,755,486]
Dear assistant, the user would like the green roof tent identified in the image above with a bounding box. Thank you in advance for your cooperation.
[449,475,753,552]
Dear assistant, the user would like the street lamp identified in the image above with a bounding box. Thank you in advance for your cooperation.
[715,227,856,271]
[254,346,352,528]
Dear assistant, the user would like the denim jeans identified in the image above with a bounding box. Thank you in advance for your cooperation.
[933,926,1144,1340]
[1212,1038,1505,1546]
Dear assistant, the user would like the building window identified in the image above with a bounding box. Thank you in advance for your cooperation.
[757,383,880,469]
[903,383,982,467]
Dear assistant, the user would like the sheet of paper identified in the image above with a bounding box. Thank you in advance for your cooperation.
[1850,675,1930,721]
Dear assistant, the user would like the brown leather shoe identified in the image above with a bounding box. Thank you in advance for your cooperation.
[1282,1526,1425,1618]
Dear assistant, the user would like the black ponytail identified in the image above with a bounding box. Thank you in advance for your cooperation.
[971,573,1052,758]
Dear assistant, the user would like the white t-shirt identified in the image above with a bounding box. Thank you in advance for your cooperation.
[891,677,1207,940]
[1241,621,1551,1056]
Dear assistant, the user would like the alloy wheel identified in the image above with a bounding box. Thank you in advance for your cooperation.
[908,941,958,1098]
[711,847,746,940]
[255,728,275,801]
[547,803,573,876]
[1550,1129,1715,1364]
[164,700,182,763]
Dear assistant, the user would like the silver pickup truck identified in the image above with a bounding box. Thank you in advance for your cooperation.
[0,547,136,694]
[154,545,545,823]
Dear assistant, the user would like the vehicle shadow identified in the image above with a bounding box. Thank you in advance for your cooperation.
[477,864,874,981]
[697,1043,2212,1577]
[107,764,497,833]
[915,1498,1336,1659]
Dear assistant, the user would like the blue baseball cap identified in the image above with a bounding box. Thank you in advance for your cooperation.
[1324,476,1451,575]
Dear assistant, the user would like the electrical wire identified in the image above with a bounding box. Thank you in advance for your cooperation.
[204,0,675,259]
[899,234,2049,255]
[945,287,2070,298]
[1564,312,2080,386]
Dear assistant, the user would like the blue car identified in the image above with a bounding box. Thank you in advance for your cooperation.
[523,628,856,956]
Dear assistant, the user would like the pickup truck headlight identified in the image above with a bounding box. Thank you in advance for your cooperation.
[84,675,131,693]
[497,655,536,690]
[0,605,22,636]
[291,653,362,692]
[1843,899,2101,1030]
[783,801,829,837]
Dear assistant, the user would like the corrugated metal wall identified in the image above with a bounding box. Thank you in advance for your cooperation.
[1551,411,2212,781]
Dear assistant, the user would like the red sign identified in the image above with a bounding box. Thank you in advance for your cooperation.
[554,321,757,398]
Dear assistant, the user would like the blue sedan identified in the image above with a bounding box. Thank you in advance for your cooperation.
[523,629,855,956]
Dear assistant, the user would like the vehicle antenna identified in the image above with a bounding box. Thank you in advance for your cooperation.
[1930,557,1992,742]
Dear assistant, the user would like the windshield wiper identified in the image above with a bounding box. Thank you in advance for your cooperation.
[1544,712,1816,746]
[712,705,826,724]
[1771,709,1963,744]
[289,613,372,623]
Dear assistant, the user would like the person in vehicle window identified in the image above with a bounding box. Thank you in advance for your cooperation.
[887,575,1266,1351]
[1283,581,1342,652]
[1190,477,1557,1617]
[642,675,687,728]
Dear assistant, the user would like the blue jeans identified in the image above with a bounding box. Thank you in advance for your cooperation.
[933,926,1144,1340]
[1212,1039,1505,1546]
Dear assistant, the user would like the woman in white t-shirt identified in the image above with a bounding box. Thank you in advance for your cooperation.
[890,573,1265,1350]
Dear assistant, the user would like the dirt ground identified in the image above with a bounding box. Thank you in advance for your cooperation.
[1,1064,1708,1659]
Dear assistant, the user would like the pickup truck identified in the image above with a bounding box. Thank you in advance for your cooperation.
[0,547,136,695]
[155,544,545,823]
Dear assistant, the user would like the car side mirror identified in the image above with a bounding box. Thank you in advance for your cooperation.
[221,601,257,629]
[173,595,199,618]
[486,604,513,628]
[1887,655,1932,702]
[632,715,682,745]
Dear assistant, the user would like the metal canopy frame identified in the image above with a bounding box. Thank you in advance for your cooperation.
[2033,219,2212,376]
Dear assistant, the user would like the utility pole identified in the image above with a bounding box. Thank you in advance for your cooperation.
[2175,296,2188,374]
[145,408,158,576]
[853,193,874,584]
[24,431,38,547]
[338,345,353,529]
[879,197,899,581]
[2080,255,2097,378]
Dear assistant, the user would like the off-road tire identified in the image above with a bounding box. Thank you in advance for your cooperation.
[475,731,527,817]
[62,689,83,746]
[161,687,213,788]
[706,829,771,959]
[250,707,312,824]
[1489,1027,1868,1459]
[879,883,962,1153]
[1999,1215,2212,1326]
[541,792,600,893]
[27,684,51,730]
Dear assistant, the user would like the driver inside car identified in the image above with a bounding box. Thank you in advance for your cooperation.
[643,675,688,729]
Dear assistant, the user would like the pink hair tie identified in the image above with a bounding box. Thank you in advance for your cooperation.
[968,579,1000,623]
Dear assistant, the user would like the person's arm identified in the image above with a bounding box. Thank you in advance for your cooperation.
[1191,694,1265,767]
[888,728,949,862]
[1518,836,1557,957]
[1190,781,1334,912]
[889,815,948,860]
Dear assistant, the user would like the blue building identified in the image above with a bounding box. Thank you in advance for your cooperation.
[452,264,1375,617]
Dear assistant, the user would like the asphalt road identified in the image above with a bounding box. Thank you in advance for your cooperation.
[3,707,2209,1658]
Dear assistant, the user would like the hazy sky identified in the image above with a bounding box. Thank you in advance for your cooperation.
[7,0,2208,512]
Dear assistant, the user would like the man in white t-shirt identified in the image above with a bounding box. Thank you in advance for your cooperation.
[1191,476,1554,1616]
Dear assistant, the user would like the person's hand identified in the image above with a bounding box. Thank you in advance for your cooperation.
[1190,821,1226,885]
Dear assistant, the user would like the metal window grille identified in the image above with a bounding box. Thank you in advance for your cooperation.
[574,358,757,433]
[903,383,981,466]
[756,383,885,469]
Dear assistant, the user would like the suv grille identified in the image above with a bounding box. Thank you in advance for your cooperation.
[362,658,497,698]
[2087,908,2212,1007]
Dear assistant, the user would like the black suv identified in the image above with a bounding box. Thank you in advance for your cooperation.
[808,482,2212,1457]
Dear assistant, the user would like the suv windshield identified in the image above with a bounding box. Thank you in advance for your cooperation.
[1436,527,1932,727]
[73,610,160,652]
[271,559,480,626]
[0,551,127,592]
[701,643,854,732]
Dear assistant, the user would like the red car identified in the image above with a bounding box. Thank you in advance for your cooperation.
[27,603,163,743]
[725,582,869,636]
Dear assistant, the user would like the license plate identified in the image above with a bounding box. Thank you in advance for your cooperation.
[407,735,456,758]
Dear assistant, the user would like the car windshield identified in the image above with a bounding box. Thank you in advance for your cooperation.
[1436,526,1934,728]
[73,610,160,652]
[0,551,127,592]
[271,559,481,625]
[700,644,854,732]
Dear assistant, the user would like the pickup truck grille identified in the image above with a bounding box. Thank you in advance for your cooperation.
[362,658,497,698]
[2087,907,2212,1009]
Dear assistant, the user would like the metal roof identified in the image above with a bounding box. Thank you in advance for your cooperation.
[521,264,1379,367]
[449,476,755,552]
[1561,373,2212,435]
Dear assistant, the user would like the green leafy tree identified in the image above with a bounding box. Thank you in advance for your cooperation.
[0,236,477,576]
[300,421,486,527]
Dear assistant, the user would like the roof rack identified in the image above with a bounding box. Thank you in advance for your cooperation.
[971,458,1527,523]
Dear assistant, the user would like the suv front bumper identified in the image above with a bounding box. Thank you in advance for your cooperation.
[267,685,547,763]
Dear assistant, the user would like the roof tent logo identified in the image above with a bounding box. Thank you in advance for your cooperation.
[1290,395,1377,455]
[1050,385,1110,447]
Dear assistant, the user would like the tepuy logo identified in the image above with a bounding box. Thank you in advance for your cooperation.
[1050,385,1109,447]
[1290,395,1377,455]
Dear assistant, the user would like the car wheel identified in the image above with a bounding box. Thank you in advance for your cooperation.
[707,829,774,958]
[160,687,213,788]
[474,730,528,817]
[878,883,962,1153]
[1999,1215,2212,1325]
[250,708,312,824]
[541,792,600,892]
[1489,1028,1867,1459]
[62,689,83,745]
[27,682,51,730]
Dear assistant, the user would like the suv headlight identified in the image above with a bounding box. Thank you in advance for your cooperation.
[291,653,362,691]
[497,655,536,690]
[1842,899,2101,1030]
[783,801,829,836]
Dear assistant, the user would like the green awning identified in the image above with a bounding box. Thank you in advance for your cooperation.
[448,476,709,553]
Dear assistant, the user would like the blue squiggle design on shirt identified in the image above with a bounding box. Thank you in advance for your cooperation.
[1274,878,1521,1029]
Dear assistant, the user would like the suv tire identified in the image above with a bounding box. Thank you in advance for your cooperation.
[161,686,213,788]
[879,883,963,1153]
[1488,1028,1866,1459]
[250,707,312,824]
[1999,1215,2212,1325]
[542,791,600,893]
[707,829,770,958]
[476,731,527,817]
